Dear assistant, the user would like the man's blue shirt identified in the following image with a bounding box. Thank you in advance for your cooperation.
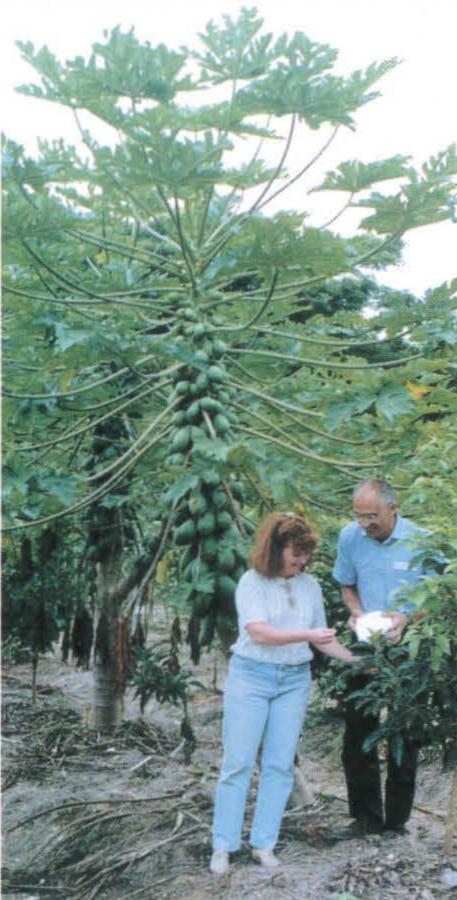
[332,514,428,613]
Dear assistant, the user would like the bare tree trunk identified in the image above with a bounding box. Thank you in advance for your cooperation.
[445,768,457,859]
[91,552,125,730]
[92,658,125,729]
[32,652,38,703]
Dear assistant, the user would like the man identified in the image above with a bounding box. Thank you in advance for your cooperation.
[332,478,428,837]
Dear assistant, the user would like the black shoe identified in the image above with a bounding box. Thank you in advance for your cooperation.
[383,823,409,836]
[333,818,383,840]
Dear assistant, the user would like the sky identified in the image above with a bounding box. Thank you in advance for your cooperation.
[2,0,456,296]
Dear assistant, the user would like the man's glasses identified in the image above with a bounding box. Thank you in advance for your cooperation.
[352,513,379,522]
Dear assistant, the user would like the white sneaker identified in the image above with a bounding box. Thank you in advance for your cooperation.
[252,848,280,868]
[210,849,230,875]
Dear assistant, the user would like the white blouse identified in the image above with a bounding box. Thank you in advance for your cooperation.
[230,568,327,665]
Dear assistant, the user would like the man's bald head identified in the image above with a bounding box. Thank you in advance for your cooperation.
[353,479,397,542]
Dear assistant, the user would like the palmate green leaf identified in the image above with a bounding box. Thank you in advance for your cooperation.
[423,144,457,179]
[196,8,273,83]
[356,158,457,234]
[354,192,411,234]
[233,219,349,277]
[375,384,413,422]
[2,454,32,499]
[52,324,95,353]
[17,28,194,108]
[190,571,216,595]
[3,189,78,243]
[313,156,412,193]
[324,391,375,431]
[192,435,231,462]
[93,133,229,194]
[345,233,404,269]
[173,582,194,606]
[164,474,199,504]
[238,55,398,129]
[39,473,80,506]
[132,100,277,141]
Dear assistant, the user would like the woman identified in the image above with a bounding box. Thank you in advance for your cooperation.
[210,512,356,875]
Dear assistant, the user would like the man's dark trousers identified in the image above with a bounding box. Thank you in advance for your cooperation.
[342,673,419,829]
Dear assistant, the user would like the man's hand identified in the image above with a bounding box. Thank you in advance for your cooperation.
[387,611,408,645]
[348,612,362,631]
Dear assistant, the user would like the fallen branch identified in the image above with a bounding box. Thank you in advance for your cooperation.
[6,789,193,833]
[73,825,200,892]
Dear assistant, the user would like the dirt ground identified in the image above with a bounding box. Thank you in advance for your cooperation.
[2,628,456,900]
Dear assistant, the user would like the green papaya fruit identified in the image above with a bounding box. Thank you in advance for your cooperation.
[194,349,209,363]
[216,574,237,601]
[216,510,233,531]
[195,372,209,393]
[175,380,192,396]
[197,511,217,537]
[230,481,244,501]
[214,413,230,434]
[212,339,228,356]
[200,396,223,413]
[193,323,207,338]
[168,453,185,467]
[217,547,236,573]
[186,400,201,422]
[184,557,210,583]
[174,520,197,546]
[212,489,228,510]
[202,470,221,487]
[208,365,225,382]
[188,494,207,515]
[171,410,188,426]
[171,426,192,453]
[192,593,213,616]
[199,614,216,648]
[201,536,218,561]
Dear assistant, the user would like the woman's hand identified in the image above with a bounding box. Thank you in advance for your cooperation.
[308,627,336,646]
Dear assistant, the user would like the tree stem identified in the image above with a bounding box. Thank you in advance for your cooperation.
[444,767,457,859]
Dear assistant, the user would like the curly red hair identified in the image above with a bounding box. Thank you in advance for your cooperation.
[249,512,319,577]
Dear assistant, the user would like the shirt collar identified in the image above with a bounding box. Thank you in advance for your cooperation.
[387,513,407,542]
[360,513,406,545]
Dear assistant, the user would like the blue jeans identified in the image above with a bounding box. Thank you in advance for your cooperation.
[212,654,311,851]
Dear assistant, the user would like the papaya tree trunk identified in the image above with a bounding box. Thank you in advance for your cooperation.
[31,651,38,703]
[91,550,125,730]
[92,656,125,730]
[445,767,457,859]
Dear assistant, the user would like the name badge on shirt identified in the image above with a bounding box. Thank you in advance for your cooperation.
[393,561,409,570]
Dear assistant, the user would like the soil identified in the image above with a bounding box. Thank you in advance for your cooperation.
[2,621,456,900]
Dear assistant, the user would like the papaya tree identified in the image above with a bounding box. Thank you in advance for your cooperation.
[3,9,457,727]
[1,528,82,696]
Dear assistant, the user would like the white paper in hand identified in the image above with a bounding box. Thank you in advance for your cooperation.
[355,611,393,643]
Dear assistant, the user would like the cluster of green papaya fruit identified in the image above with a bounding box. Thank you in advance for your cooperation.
[168,306,248,659]
[168,306,239,466]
